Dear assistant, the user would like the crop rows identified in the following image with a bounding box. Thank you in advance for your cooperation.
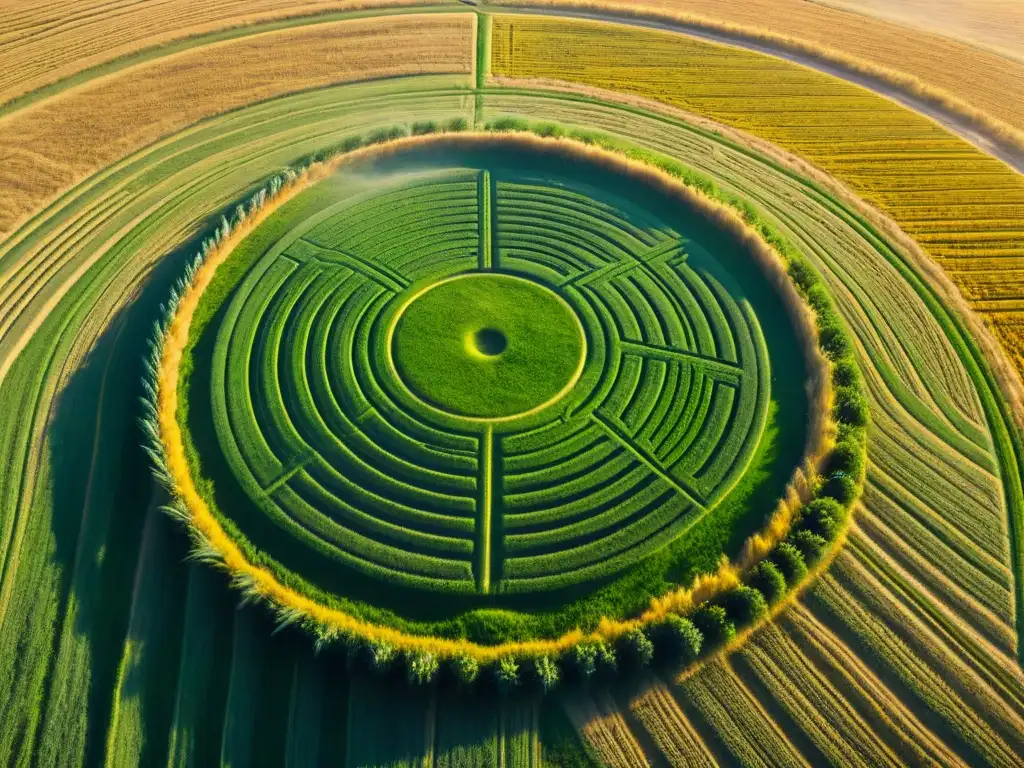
[473,88,1023,764]
[1,5,1022,764]
[496,180,770,590]
[0,13,475,242]
[213,176,482,593]
[0,74,477,765]
[490,15,1024,377]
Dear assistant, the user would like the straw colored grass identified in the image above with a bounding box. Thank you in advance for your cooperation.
[500,0,1024,150]
[0,0,450,106]
[812,0,1024,60]
[0,13,474,237]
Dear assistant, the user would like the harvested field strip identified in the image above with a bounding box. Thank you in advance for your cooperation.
[809,560,1024,765]
[490,16,1024,377]
[502,700,541,768]
[735,622,905,768]
[855,494,1017,651]
[283,656,326,767]
[0,13,475,236]
[629,680,717,768]
[0,0,458,107]
[844,529,1024,715]
[218,610,262,767]
[811,0,1024,60]
[677,661,809,767]
[563,690,650,768]
[29,314,138,767]
[500,0,1024,137]
[780,604,966,766]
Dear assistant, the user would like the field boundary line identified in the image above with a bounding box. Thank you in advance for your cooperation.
[0,5,476,120]
[477,426,494,593]
[479,169,493,269]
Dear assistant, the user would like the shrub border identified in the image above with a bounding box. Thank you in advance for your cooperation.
[144,126,866,692]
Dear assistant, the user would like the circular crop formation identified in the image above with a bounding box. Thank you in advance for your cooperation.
[204,146,776,600]
[153,133,860,678]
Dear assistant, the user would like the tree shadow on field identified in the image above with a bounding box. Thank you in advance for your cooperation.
[44,232,216,766]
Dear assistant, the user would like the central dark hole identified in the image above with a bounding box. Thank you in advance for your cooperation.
[474,328,507,356]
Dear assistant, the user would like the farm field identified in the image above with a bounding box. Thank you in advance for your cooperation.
[0,4,1022,768]
[490,15,1024,385]
[500,0,1024,145]
[0,0,460,105]
[0,12,475,236]
[171,138,809,639]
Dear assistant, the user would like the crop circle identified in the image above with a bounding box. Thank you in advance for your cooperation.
[170,135,822,647]
[390,272,587,420]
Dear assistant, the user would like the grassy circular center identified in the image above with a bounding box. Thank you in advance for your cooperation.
[391,273,586,421]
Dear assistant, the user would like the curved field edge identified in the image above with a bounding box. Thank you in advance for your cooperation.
[0,13,476,242]
[149,130,864,682]
[489,1,1024,157]
[2,1,1021,161]
[0,1,464,110]
[191,143,785,607]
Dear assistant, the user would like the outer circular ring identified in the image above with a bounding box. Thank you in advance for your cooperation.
[154,132,839,663]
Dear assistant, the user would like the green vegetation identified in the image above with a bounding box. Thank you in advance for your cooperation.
[392,273,586,419]
[6,8,1021,761]
[143,127,869,695]
[174,136,817,653]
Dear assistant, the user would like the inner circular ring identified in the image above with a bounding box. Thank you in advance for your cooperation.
[386,272,588,423]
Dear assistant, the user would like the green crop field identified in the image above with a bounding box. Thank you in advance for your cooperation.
[1,4,1022,767]
[174,141,810,647]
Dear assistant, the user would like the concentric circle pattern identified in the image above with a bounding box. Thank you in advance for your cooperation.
[206,149,776,599]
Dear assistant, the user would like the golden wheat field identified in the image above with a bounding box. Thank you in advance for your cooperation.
[504,0,1024,146]
[0,2,1023,767]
